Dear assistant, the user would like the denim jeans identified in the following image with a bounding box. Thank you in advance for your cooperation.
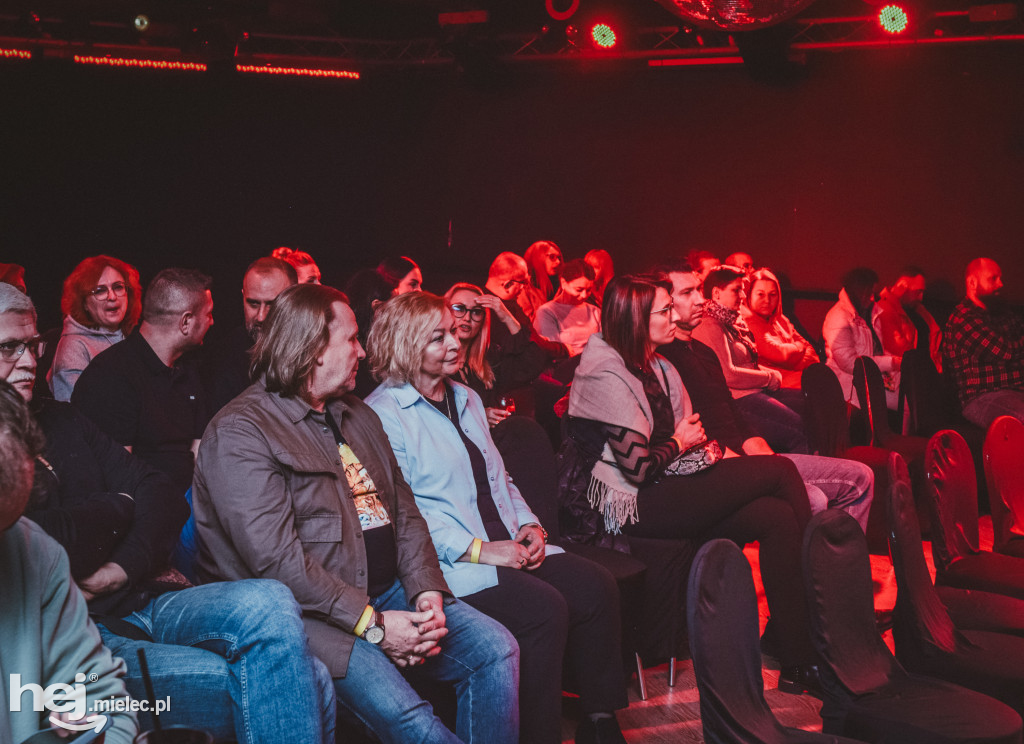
[781,453,874,532]
[963,389,1024,430]
[333,579,519,744]
[98,579,335,744]
[735,390,810,454]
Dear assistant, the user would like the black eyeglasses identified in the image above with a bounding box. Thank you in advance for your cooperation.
[451,303,486,320]
[0,336,45,361]
[89,282,127,299]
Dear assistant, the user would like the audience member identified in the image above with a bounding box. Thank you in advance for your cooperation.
[873,266,942,372]
[685,249,720,284]
[72,268,213,495]
[443,282,522,425]
[658,264,872,531]
[743,268,819,389]
[345,267,397,398]
[203,256,296,413]
[272,246,321,284]
[48,255,142,402]
[724,251,755,277]
[558,274,821,695]
[584,249,615,308]
[193,283,519,744]
[0,262,27,292]
[942,257,1024,427]
[692,266,809,453]
[377,256,423,294]
[0,284,335,742]
[533,258,602,357]
[519,240,563,320]
[823,267,901,410]
[0,378,137,744]
[366,291,627,744]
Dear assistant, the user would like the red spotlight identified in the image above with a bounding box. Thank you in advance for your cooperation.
[878,4,910,33]
[590,22,617,48]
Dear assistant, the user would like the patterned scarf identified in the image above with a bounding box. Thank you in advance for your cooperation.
[704,300,760,364]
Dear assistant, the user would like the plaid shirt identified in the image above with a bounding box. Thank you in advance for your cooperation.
[941,298,1024,407]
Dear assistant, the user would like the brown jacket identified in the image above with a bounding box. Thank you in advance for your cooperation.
[192,379,449,677]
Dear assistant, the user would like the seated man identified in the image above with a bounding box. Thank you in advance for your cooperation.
[942,257,1024,428]
[873,266,942,372]
[193,283,519,744]
[0,284,334,743]
[202,256,297,415]
[0,379,136,744]
[660,264,873,532]
[73,268,215,495]
[692,266,809,453]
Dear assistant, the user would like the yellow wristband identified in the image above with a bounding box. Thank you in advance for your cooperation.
[469,538,483,564]
[352,604,375,637]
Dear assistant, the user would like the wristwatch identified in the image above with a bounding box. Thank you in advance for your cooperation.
[362,610,385,645]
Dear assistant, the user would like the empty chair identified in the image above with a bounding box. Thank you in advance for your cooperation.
[984,416,1024,559]
[887,452,1024,637]
[925,429,1024,600]
[802,509,1023,743]
[888,454,1024,714]
[688,539,863,744]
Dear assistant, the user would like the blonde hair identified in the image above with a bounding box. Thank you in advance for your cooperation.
[443,283,494,389]
[368,292,446,385]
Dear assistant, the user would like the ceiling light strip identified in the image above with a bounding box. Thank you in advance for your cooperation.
[648,56,744,66]
[73,55,207,71]
[1,48,32,59]
[235,64,359,79]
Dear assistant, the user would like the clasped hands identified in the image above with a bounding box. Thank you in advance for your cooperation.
[381,590,448,668]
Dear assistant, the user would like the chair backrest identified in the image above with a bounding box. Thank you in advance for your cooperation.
[801,363,851,457]
[853,356,893,447]
[491,415,560,544]
[924,429,981,571]
[803,509,904,696]
[887,453,960,665]
[688,540,790,743]
[984,415,1024,554]
[898,348,950,437]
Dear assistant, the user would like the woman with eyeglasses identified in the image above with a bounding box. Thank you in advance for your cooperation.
[559,274,822,695]
[48,256,142,402]
[442,282,527,428]
[365,291,629,744]
[533,259,601,358]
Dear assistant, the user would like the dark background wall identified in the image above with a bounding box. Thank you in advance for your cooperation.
[2,43,1022,333]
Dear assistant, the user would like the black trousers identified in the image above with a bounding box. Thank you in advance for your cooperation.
[461,551,627,744]
[624,455,816,667]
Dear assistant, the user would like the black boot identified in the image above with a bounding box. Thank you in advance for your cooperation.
[575,714,627,744]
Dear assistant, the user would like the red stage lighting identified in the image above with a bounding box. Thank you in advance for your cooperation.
[1,48,32,60]
[236,65,360,79]
[878,4,910,33]
[73,55,207,71]
[590,22,617,48]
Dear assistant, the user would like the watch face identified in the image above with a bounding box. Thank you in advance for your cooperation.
[365,625,385,644]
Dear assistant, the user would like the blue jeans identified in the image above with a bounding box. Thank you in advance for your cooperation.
[98,579,335,744]
[735,390,810,454]
[963,389,1024,430]
[781,453,874,532]
[333,579,519,744]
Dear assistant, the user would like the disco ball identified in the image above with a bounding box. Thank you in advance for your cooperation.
[653,0,817,30]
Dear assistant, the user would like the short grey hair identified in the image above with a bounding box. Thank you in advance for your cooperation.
[0,284,35,319]
[142,268,212,325]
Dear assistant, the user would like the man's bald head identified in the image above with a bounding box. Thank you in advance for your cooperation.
[486,252,530,301]
[965,257,1003,309]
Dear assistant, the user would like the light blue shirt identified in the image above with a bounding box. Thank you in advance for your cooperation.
[366,380,562,597]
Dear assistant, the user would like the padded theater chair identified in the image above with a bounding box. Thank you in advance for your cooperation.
[984,416,1024,559]
[888,457,1024,714]
[887,452,1024,637]
[802,509,1023,744]
[687,539,864,744]
[801,363,891,553]
[925,429,1024,600]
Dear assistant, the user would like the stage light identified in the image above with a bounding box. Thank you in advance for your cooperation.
[73,55,207,71]
[590,22,617,48]
[878,4,910,33]
[133,14,150,32]
[1,48,32,60]
[235,64,360,79]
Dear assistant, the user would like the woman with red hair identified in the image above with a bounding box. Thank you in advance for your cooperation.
[48,255,142,401]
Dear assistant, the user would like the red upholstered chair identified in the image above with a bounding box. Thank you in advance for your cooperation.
[984,416,1024,559]
[925,429,1024,601]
